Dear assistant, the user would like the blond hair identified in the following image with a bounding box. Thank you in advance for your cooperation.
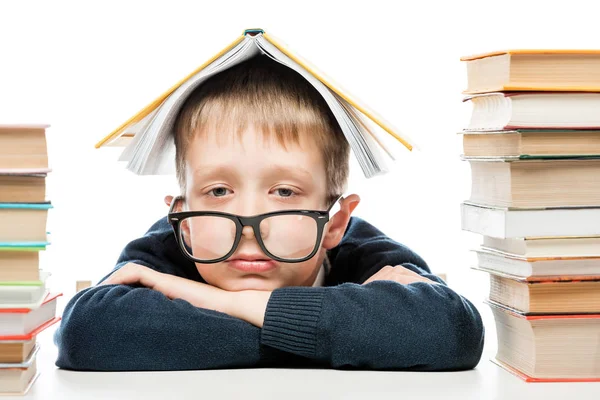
[173,55,350,206]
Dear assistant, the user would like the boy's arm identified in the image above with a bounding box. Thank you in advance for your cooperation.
[54,219,270,371]
[256,218,484,371]
[55,283,267,371]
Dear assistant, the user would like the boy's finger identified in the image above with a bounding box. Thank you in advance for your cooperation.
[392,265,424,277]
[101,272,127,286]
[363,266,393,284]
[100,270,124,285]
[366,276,420,285]
[100,276,117,285]
[101,267,139,286]
[364,274,424,286]
[398,274,438,285]
[391,275,425,285]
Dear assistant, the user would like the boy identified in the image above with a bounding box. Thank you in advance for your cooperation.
[55,56,484,371]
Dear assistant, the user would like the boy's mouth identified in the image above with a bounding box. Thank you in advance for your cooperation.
[227,255,277,273]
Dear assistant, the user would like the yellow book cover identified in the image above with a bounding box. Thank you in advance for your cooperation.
[96,28,415,178]
[97,28,413,150]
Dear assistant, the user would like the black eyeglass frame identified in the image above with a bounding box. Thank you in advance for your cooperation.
[167,195,343,264]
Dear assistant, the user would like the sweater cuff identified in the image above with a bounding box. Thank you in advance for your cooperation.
[260,287,326,358]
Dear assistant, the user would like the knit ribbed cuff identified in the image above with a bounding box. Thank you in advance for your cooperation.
[261,287,326,358]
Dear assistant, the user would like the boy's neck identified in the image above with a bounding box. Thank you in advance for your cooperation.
[311,256,329,287]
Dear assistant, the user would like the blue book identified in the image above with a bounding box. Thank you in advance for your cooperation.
[0,202,52,210]
[0,243,48,250]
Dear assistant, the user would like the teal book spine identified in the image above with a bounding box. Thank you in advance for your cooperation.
[0,243,48,250]
[0,202,53,210]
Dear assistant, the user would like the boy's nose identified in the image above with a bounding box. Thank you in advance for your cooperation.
[241,225,254,239]
[240,220,270,240]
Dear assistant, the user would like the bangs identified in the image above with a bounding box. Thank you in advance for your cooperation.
[184,93,330,151]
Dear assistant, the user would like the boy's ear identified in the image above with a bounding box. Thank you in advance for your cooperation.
[165,195,191,245]
[165,195,185,212]
[321,194,360,250]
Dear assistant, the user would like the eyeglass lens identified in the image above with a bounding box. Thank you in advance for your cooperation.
[180,214,319,261]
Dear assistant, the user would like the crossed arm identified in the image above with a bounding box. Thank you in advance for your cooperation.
[100,261,435,328]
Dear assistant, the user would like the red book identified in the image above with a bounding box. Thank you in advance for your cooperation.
[488,300,600,382]
[0,293,62,340]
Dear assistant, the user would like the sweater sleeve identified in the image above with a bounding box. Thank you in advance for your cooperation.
[55,284,266,371]
[54,218,269,371]
[260,217,485,371]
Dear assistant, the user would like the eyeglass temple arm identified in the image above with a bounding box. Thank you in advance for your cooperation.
[327,194,345,214]
[168,195,184,214]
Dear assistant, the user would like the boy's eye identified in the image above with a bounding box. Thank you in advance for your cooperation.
[276,188,294,197]
[209,187,230,197]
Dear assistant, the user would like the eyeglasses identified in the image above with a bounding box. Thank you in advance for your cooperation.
[167,195,343,264]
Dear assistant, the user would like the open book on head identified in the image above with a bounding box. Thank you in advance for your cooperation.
[95,28,416,178]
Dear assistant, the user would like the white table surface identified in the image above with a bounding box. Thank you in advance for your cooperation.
[3,325,598,400]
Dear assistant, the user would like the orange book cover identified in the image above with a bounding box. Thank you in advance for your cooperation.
[0,294,62,341]
[461,50,600,94]
[0,293,61,314]
[476,251,600,263]
[95,28,415,152]
[492,358,600,383]
[472,265,600,283]
[488,300,600,382]
[460,49,600,61]
[0,317,61,341]
[486,298,600,317]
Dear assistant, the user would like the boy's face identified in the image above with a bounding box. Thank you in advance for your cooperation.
[173,125,358,291]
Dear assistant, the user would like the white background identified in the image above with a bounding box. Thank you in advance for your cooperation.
[1,0,599,350]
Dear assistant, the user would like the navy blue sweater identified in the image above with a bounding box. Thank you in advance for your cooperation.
[55,217,484,371]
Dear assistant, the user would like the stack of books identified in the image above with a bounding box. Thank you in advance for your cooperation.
[460,50,600,382]
[0,125,61,395]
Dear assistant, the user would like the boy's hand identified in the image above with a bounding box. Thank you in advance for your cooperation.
[362,265,437,286]
[102,263,164,290]
[101,263,231,312]
[101,263,270,328]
